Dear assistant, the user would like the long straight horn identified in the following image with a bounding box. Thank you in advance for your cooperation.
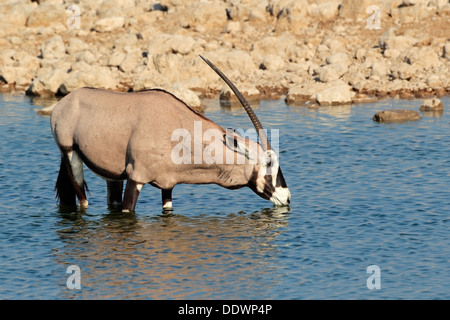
[200,55,271,151]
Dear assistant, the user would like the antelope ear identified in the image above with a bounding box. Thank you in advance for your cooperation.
[224,133,255,160]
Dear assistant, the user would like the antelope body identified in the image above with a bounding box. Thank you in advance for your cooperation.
[51,57,290,212]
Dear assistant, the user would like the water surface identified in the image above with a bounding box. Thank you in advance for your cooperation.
[0,94,449,299]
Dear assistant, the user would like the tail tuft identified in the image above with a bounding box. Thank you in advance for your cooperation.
[55,158,76,206]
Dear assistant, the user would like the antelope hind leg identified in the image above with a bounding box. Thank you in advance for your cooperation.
[66,150,88,208]
[107,180,123,208]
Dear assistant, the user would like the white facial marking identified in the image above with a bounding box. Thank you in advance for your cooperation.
[270,187,291,206]
[256,150,279,194]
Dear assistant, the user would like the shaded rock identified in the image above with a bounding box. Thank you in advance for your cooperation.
[380,31,418,53]
[419,98,444,111]
[67,38,90,55]
[219,82,260,103]
[28,68,69,96]
[392,62,416,80]
[371,61,389,77]
[286,82,327,105]
[260,54,285,72]
[403,47,440,69]
[443,43,450,61]
[373,110,422,122]
[40,35,66,60]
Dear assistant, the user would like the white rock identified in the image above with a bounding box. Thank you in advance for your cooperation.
[40,35,66,60]
[120,51,141,73]
[94,17,125,33]
[371,61,389,77]
[420,98,444,111]
[392,63,416,80]
[164,83,202,109]
[75,51,97,64]
[314,81,354,105]
[29,68,68,95]
[326,52,351,68]
[108,51,126,67]
[318,65,340,82]
[404,47,440,69]
[309,2,340,21]
[67,38,89,55]
[260,54,285,72]
[380,31,418,52]
[60,66,119,94]
[426,75,442,87]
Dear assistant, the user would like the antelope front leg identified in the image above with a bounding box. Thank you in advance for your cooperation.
[122,179,143,212]
[162,188,173,211]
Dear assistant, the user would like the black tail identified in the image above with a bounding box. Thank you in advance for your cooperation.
[55,157,77,206]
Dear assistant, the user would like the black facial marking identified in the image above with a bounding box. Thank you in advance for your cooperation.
[276,168,288,188]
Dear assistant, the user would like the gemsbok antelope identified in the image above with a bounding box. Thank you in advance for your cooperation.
[51,56,291,212]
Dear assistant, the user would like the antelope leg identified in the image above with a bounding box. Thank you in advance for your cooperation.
[161,188,173,211]
[107,180,123,208]
[122,179,143,212]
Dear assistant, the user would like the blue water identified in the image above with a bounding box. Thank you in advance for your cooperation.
[0,94,449,299]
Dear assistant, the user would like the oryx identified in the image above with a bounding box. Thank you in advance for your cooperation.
[51,56,291,212]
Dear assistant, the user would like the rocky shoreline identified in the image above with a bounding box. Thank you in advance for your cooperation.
[0,0,449,109]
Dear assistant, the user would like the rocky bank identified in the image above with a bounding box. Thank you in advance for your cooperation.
[0,0,449,108]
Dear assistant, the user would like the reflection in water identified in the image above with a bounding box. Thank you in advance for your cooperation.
[55,206,290,299]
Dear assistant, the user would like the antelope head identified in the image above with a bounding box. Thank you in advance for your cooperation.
[200,55,291,206]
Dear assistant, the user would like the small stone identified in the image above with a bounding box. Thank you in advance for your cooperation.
[419,98,444,112]
[373,110,422,122]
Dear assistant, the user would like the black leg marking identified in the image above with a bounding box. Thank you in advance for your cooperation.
[122,179,142,212]
[161,188,173,211]
[107,180,123,208]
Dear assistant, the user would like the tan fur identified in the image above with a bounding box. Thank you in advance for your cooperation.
[51,88,261,192]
